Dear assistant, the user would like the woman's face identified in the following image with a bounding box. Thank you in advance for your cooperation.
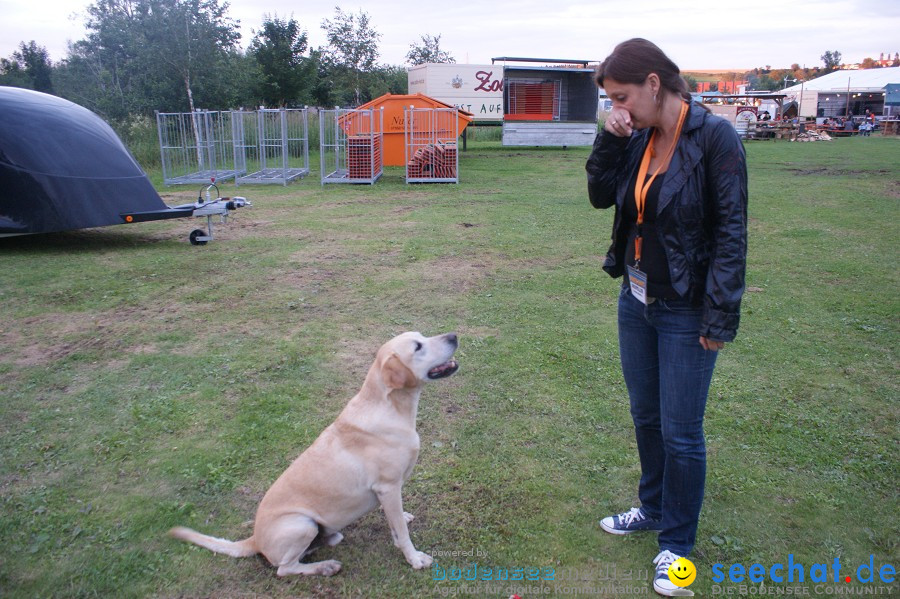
[604,76,659,129]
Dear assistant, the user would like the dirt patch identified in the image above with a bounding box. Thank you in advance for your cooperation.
[2,313,96,367]
[1,302,196,368]
[222,218,279,237]
[410,255,490,295]
[886,180,900,199]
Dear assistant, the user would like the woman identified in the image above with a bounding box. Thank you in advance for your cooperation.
[585,39,747,596]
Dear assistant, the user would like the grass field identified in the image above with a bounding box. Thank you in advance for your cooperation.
[1,136,897,598]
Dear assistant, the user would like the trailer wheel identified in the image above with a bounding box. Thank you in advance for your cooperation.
[189,229,208,245]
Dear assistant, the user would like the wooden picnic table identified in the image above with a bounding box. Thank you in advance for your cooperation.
[822,128,856,137]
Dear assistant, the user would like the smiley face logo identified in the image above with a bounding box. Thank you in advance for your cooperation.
[668,557,696,587]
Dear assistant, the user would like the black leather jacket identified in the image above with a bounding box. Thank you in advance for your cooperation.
[586,102,748,342]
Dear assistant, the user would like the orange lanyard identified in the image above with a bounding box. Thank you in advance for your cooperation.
[633,101,689,265]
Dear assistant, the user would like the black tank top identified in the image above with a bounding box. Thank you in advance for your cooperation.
[623,172,679,299]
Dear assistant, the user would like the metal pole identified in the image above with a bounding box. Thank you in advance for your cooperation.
[319,109,326,185]
[281,109,289,182]
[156,111,168,184]
[404,106,409,184]
[845,77,851,118]
[303,108,309,176]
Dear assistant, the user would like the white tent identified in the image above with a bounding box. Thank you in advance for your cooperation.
[782,67,900,93]
[781,67,900,117]
[783,67,900,118]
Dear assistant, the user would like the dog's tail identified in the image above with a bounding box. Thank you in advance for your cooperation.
[168,526,258,558]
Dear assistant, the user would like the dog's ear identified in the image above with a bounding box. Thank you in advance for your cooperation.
[382,354,418,389]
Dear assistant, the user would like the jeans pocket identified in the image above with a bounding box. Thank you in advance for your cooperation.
[659,298,701,314]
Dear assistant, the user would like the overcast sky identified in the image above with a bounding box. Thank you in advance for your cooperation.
[1,0,898,71]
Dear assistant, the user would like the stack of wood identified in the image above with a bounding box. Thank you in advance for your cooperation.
[791,131,833,142]
[407,142,457,179]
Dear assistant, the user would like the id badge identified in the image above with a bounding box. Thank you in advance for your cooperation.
[626,265,649,305]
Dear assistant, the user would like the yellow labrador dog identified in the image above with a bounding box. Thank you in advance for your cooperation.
[169,331,459,577]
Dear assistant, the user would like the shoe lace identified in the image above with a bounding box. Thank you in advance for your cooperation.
[621,507,645,526]
[653,550,679,574]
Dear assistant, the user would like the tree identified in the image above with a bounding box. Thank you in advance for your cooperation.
[141,0,241,113]
[682,74,697,93]
[405,34,454,65]
[0,41,54,92]
[307,48,334,106]
[821,50,842,73]
[62,0,241,119]
[250,13,314,106]
[320,7,381,106]
[747,73,780,92]
[0,57,31,89]
[370,64,407,96]
[859,57,882,69]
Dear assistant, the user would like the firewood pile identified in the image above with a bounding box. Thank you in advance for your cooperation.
[791,130,833,142]
[407,142,457,179]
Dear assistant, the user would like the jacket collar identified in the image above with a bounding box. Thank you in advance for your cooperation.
[682,101,708,134]
[655,102,707,214]
[618,102,709,214]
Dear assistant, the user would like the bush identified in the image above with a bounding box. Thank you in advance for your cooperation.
[112,116,162,169]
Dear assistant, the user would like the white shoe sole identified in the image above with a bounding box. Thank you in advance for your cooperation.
[600,520,637,534]
[599,519,663,535]
[653,582,695,597]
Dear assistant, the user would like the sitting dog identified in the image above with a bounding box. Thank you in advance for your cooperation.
[169,331,459,576]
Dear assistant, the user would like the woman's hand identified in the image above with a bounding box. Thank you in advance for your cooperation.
[605,108,633,137]
[699,337,725,352]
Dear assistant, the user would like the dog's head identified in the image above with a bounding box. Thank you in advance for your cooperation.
[378,332,459,390]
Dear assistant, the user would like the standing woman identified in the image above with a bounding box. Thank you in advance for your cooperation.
[586,39,747,596]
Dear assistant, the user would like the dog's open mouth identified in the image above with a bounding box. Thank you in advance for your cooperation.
[427,360,459,379]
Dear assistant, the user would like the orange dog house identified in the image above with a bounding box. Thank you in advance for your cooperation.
[354,94,473,166]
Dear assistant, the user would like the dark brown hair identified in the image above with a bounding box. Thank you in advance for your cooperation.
[595,38,692,103]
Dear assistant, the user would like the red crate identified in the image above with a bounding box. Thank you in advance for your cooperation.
[347,136,382,179]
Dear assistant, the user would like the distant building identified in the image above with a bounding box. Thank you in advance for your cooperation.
[693,79,748,94]
[781,67,900,118]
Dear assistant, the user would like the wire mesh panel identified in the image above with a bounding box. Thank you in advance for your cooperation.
[319,108,384,185]
[157,110,240,185]
[234,108,310,186]
[231,109,253,182]
[404,107,459,184]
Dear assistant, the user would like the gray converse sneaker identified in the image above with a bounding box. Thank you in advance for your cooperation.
[652,550,694,597]
[600,507,663,535]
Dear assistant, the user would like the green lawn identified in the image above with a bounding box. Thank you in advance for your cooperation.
[1,136,897,598]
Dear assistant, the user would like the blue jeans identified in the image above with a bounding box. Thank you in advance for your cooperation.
[617,286,718,556]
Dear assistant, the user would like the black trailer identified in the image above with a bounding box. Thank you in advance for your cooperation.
[0,86,247,244]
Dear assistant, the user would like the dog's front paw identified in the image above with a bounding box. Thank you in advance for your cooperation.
[314,559,342,576]
[406,550,433,569]
[403,512,415,523]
